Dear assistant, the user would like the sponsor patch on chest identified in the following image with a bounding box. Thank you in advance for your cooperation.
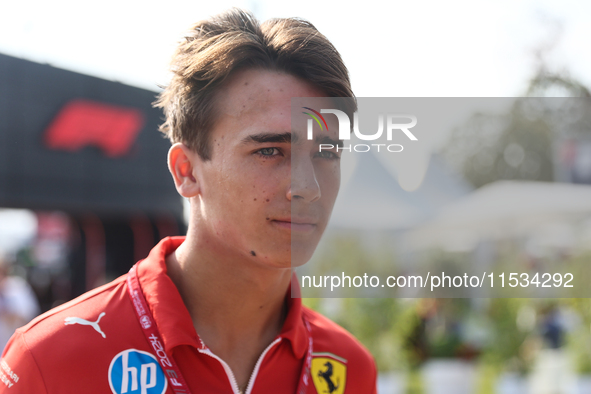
[311,353,347,394]
[108,349,167,394]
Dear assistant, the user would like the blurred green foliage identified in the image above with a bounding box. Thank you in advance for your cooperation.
[303,237,591,390]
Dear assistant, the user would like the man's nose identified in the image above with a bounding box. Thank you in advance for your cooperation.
[287,156,321,202]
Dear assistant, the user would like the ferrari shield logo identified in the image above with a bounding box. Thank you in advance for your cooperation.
[311,355,346,394]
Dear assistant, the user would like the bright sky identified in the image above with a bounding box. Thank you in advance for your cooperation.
[2,0,591,97]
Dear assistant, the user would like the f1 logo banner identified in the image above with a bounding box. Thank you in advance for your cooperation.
[0,53,182,216]
[44,99,145,157]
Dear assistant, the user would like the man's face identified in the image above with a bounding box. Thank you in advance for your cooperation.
[193,68,340,269]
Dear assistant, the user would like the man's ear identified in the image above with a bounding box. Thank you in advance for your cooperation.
[168,143,201,198]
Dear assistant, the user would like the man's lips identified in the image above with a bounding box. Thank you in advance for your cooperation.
[271,217,317,232]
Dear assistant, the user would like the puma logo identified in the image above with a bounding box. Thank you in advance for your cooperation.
[318,361,339,393]
[64,312,106,338]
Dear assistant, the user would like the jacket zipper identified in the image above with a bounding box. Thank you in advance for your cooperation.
[245,337,282,394]
[197,337,282,394]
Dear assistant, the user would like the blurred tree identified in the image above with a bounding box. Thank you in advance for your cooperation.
[443,71,590,188]
[442,12,590,189]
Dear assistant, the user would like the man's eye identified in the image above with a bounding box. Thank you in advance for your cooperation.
[258,147,279,156]
[316,151,340,160]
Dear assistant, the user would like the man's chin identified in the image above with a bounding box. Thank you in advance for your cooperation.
[248,241,318,269]
[290,245,318,268]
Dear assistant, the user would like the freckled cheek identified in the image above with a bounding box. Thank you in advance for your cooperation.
[225,163,285,205]
[214,175,281,209]
[237,177,273,205]
[317,166,341,192]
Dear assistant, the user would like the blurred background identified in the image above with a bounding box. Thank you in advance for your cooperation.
[2,0,591,393]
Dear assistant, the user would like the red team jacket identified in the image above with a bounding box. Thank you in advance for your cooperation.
[0,237,377,393]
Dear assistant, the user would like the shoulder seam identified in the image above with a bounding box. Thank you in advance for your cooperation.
[17,330,49,394]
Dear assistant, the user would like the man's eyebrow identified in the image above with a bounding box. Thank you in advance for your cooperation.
[316,135,343,147]
[241,132,341,147]
[241,132,296,144]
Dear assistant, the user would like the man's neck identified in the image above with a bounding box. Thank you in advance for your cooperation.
[165,236,292,389]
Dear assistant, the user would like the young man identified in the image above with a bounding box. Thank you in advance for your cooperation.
[0,9,376,394]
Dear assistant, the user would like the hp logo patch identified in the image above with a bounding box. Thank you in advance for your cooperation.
[109,349,167,394]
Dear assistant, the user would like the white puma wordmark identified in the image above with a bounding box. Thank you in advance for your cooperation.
[64,312,106,338]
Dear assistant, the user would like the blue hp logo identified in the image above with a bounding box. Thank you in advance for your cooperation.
[109,349,167,394]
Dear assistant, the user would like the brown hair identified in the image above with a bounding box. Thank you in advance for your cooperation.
[154,8,355,160]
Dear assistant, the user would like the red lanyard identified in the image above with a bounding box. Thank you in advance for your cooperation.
[297,320,313,394]
[127,263,314,394]
[127,264,192,394]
